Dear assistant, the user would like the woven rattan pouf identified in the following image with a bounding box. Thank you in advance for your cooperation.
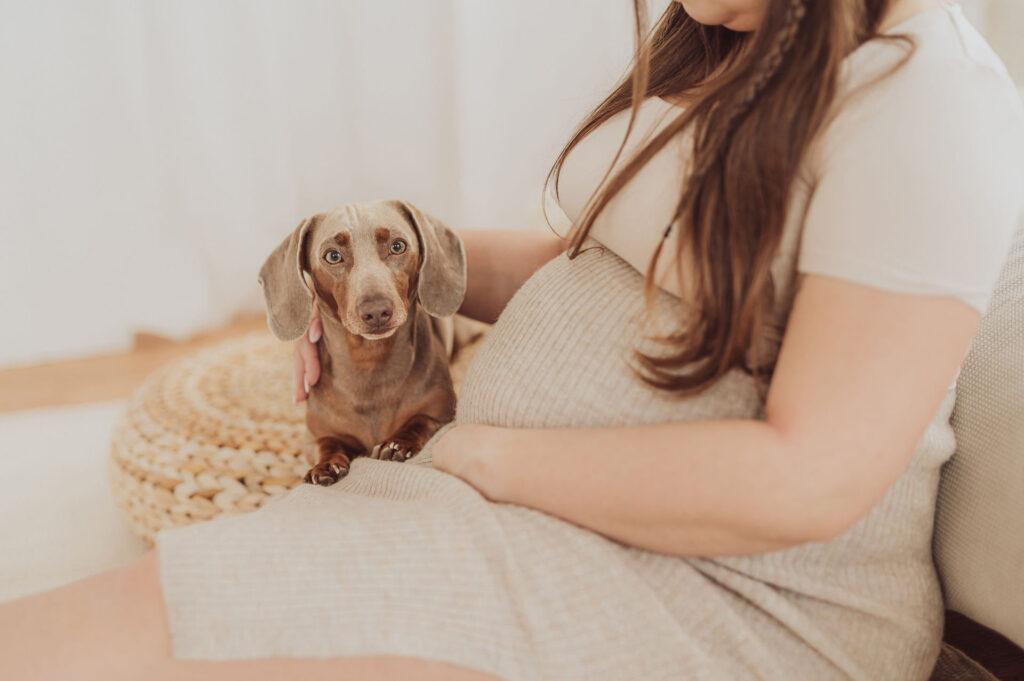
[109,329,486,545]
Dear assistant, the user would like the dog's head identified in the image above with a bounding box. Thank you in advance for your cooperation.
[258,199,466,342]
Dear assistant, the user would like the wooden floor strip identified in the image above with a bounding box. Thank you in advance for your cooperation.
[0,314,270,413]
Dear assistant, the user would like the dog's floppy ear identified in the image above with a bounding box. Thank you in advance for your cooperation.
[388,200,467,317]
[257,215,319,341]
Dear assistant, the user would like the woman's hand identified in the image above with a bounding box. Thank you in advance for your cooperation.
[430,423,508,499]
[293,296,323,404]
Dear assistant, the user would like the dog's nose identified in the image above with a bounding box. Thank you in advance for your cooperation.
[357,296,394,327]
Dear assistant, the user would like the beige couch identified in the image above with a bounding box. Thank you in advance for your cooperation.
[932,223,1024,678]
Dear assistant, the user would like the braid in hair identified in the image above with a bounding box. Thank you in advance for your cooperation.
[732,0,808,113]
[662,0,807,241]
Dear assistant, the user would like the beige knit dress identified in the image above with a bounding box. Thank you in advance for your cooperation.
[156,4,1024,680]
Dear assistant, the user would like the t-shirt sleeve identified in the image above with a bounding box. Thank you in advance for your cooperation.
[797,58,1024,315]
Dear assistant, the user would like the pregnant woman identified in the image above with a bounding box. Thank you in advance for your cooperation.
[3,0,1023,679]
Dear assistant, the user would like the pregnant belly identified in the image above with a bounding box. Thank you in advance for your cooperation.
[456,242,764,430]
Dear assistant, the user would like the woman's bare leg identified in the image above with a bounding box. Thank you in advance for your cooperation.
[0,550,504,681]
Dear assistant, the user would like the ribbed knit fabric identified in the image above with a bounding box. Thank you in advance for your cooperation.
[157,238,956,681]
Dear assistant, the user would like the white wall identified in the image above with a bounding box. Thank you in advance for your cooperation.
[0,0,641,367]
[981,0,1024,87]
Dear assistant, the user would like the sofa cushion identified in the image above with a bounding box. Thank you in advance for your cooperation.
[934,223,1024,649]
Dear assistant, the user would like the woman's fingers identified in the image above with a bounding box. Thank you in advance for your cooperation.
[309,304,322,343]
[293,344,308,404]
[293,300,323,403]
[301,325,321,387]
[293,338,320,402]
[305,301,322,386]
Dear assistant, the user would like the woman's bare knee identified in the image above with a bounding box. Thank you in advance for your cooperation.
[0,549,171,681]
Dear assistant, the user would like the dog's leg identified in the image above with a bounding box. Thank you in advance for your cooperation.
[371,414,446,462]
[304,435,366,486]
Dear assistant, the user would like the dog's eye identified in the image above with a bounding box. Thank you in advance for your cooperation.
[324,250,343,264]
[389,240,407,255]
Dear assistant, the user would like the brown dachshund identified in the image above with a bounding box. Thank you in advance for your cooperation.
[258,199,476,486]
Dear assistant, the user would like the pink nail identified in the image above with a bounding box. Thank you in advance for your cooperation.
[309,326,321,343]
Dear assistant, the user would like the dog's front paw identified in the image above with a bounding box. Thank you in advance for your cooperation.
[303,460,350,486]
[370,441,415,462]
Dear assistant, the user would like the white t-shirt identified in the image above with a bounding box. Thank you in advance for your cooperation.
[549,1,1024,315]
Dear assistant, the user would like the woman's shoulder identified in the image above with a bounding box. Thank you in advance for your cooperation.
[822,2,1024,165]
[798,4,1024,315]
[846,1,1018,89]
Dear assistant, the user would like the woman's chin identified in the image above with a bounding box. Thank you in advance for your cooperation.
[723,16,760,32]
[677,0,761,32]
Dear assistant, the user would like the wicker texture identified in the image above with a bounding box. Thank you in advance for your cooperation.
[108,330,483,544]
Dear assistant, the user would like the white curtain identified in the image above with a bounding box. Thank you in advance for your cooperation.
[0,0,640,366]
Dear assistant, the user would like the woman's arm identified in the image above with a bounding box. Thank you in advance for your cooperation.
[434,273,980,556]
[457,228,566,324]
[293,228,564,402]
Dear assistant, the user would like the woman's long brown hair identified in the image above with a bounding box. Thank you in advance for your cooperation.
[546,0,912,398]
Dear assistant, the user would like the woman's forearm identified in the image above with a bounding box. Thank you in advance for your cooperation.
[466,420,846,557]
[456,229,564,324]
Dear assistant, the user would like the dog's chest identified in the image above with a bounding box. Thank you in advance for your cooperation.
[306,368,447,451]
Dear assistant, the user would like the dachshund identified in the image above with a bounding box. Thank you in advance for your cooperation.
[258,199,478,486]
